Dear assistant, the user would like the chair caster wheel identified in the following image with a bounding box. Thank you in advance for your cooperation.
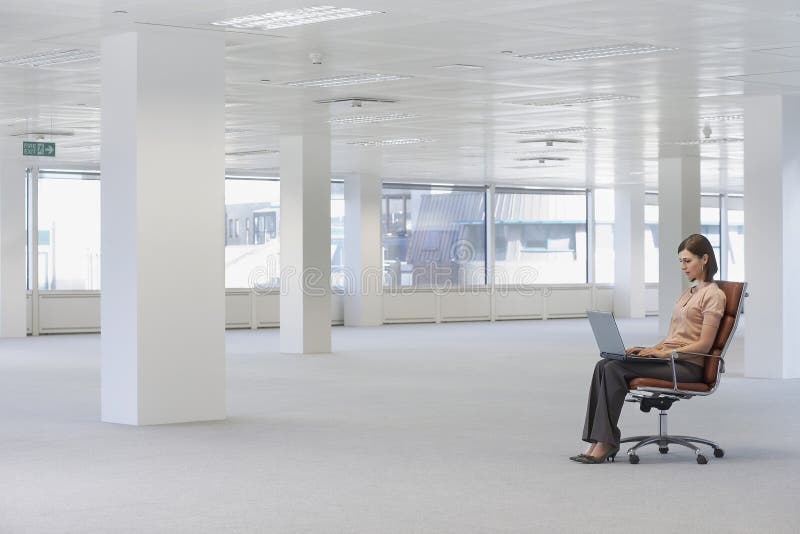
[659,447,669,454]
[714,448,724,458]
[629,454,640,464]
[696,454,708,464]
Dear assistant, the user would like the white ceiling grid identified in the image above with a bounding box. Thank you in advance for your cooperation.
[2,0,800,192]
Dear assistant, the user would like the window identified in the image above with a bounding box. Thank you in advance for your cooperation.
[37,171,101,290]
[644,193,659,283]
[494,188,587,284]
[331,182,346,288]
[594,189,614,284]
[382,184,486,287]
[701,194,721,268]
[224,178,280,289]
[726,195,745,281]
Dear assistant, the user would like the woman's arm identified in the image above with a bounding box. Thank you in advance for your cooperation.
[638,325,717,358]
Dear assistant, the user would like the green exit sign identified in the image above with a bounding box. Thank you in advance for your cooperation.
[23,141,56,157]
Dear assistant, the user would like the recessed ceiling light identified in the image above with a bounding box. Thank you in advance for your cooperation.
[328,113,420,125]
[434,64,484,70]
[517,43,677,62]
[0,49,98,67]
[348,138,436,147]
[284,73,411,88]
[509,94,638,106]
[509,126,604,135]
[211,6,383,30]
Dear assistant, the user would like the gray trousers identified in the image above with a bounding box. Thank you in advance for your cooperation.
[582,359,704,447]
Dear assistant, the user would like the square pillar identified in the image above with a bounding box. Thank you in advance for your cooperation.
[344,152,383,327]
[744,96,800,378]
[0,159,27,337]
[613,183,646,318]
[100,30,226,424]
[658,151,700,333]
[279,133,332,353]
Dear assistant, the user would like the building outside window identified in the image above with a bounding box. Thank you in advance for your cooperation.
[382,184,486,287]
[726,195,745,281]
[594,189,614,284]
[494,188,587,285]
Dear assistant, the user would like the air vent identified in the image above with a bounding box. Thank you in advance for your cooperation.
[700,114,743,122]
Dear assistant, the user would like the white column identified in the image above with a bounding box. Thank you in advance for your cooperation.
[658,151,700,334]
[744,95,800,378]
[613,183,646,318]
[344,153,383,327]
[280,133,332,353]
[100,30,226,425]
[0,158,27,337]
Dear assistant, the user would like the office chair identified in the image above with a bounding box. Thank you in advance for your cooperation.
[622,281,747,464]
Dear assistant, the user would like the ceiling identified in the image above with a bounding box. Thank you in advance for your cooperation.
[3,0,800,193]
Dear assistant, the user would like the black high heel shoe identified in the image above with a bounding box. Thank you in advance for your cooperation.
[577,446,619,464]
[569,454,590,462]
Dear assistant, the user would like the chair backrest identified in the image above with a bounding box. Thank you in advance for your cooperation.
[704,280,747,384]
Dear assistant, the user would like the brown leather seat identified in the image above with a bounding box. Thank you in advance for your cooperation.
[621,280,747,464]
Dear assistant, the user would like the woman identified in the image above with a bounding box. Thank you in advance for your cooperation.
[573,234,726,464]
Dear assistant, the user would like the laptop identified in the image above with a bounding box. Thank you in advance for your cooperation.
[587,310,635,361]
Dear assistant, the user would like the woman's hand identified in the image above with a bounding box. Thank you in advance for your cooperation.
[632,346,670,358]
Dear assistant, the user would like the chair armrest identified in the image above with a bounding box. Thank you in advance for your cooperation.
[672,350,726,373]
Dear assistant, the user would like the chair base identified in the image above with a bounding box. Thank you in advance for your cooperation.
[621,409,724,464]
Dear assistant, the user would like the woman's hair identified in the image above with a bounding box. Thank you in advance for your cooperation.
[677,234,718,282]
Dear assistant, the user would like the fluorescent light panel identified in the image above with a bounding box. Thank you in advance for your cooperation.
[348,138,435,147]
[225,149,279,156]
[212,6,382,30]
[434,64,484,70]
[509,126,604,135]
[518,43,676,62]
[285,73,411,87]
[329,113,420,124]
[515,94,638,106]
[0,48,98,67]
[701,114,743,122]
[670,138,743,145]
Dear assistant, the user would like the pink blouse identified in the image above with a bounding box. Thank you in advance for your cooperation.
[662,283,726,366]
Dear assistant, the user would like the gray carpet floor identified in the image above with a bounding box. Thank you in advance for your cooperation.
[1,317,798,533]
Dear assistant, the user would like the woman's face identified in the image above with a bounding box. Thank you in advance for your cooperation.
[678,249,707,282]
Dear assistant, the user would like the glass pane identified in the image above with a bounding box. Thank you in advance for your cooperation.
[644,194,659,284]
[701,195,721,273]
[225,179,280,289]
[494,190,587,284]
[594,189,614,283]
[331,182,345,288]
[382,186,486,287]
[727,196,745,281]
[37,177,101,290]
